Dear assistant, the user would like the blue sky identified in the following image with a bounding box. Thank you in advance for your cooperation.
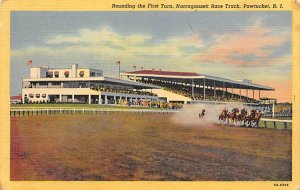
[10,11,292,101]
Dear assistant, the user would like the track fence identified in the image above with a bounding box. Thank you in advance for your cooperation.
[10,107,291,130]
[10,107,179,117]
[259,118,292,130]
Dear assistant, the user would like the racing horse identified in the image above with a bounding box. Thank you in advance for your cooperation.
[252,110,263,127]
[227,108,239,125]
[244,109,261,127]
[237,108,248,126]
[218,108,228,122]
[199,109,206,119]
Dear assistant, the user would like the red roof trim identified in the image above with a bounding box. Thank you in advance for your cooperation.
[10,96,22,100]
[126,70,200,77]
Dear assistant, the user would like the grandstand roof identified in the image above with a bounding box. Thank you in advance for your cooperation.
[127,70,200,77]
[122,70,274,91]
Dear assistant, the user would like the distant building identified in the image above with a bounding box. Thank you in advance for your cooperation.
[259,97,277,104]
[22,64,159,104]
[10,95,22,104]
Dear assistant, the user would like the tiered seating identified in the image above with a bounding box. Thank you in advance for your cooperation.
[138,79,259,103]
[90,86,157,96]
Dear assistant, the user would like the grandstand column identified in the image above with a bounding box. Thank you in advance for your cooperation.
[88,95,91,104]
[246,89,248,100]
[213,80,216,100]
[192,79,194,100]
[203,78,206,100]
[21,94,25,104]
[72,94,75,103]
[222,82,225,98]
[59,94,62,102]
[259,90,261,99]
[231,84,233,100]
[98,94,101,104]
[239,85,241,100]
[253,90,255,99]
[104,95,108,104]
[114,96,117,104]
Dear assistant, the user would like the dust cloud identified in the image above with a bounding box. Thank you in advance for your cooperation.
[172,102,251,127]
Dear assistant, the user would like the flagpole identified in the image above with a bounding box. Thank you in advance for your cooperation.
[116,60,121,79]
[119,64,120,79]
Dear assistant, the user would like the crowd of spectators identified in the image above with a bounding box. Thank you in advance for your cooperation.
[90,85,182,109]
[113,99,183,109]
[90,86,157,97]
[137,79,259,103]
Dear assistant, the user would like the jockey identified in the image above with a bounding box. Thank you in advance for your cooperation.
[199,109,206,118]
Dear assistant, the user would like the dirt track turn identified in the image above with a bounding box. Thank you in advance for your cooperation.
[11,113,291,180]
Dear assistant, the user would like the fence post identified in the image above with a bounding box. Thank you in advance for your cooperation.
[264,121,267,128]
[273,121,276,129]
[284,122,287,130]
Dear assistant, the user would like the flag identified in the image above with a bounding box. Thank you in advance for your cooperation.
[115,60,121,65]
[27,60,32,66]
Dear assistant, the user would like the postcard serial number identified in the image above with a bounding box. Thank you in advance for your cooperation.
[274,183,289,187]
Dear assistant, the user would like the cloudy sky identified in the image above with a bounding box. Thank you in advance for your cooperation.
[11,11,291,102]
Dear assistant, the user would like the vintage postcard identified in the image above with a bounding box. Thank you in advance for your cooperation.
[0,0,300,189]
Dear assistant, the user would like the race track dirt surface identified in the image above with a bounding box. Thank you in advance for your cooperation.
[11,113,291,181]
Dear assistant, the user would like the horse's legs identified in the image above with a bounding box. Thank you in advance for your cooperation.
[246,120,250,127]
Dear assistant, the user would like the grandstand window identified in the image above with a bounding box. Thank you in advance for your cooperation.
[39,82,48,86]
[54,71,59,78]
[51,82,61,86]
[64,71,70,78]
[79,71,84,77]
[46,71,53,78]
[79,82,87,88]
[90,72,95,77]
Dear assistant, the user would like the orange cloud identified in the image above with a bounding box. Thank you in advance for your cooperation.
[197,20,290,66]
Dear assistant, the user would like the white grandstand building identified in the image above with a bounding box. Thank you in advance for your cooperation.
[22,64,160,104]
[21,64,275,106]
